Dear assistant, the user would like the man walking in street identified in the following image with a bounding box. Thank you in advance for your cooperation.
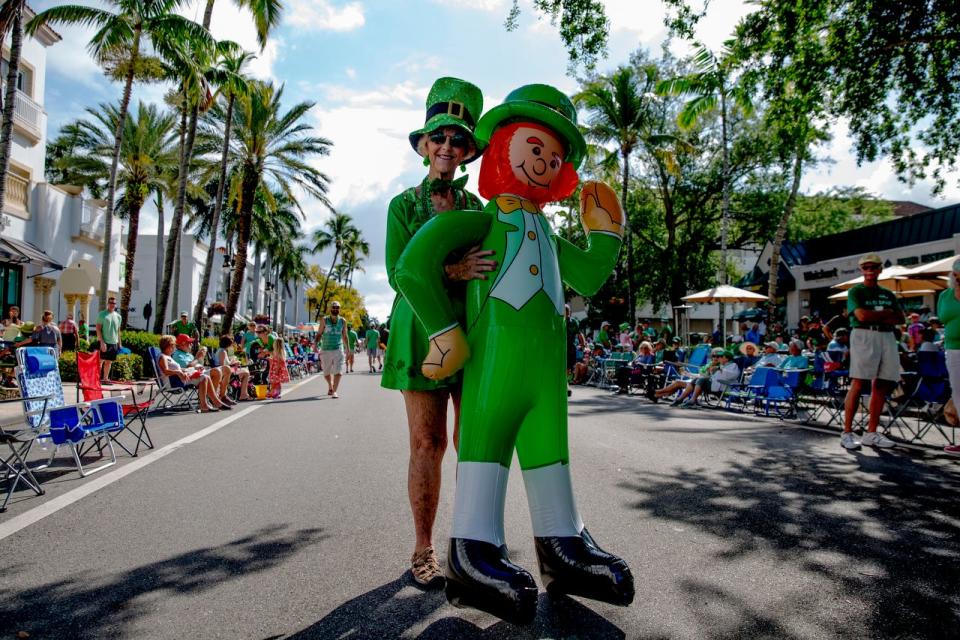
[96,297,123,382]
[346,324,358,373]
[842,253,901,450]
[318,301,349,398]
[365,323,379,373]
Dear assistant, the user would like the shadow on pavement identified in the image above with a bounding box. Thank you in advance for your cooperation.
[619,432,960,638]
[0,524,327,640]
[287,576,632,639]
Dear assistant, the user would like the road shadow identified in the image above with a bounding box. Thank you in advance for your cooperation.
[287,576,632,639]
[0,524,327,640]
[619,431,960,638]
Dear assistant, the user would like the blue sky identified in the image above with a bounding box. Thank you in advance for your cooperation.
[34,0,960,320]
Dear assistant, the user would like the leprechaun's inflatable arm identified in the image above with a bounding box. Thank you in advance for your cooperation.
[395,210,492,338]
[557,181,625,295]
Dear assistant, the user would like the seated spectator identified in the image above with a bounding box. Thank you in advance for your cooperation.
[779,339,810,370]
[571,350,591,385]
[216,335,253,401]
[907,312,925,350]
[173,334,235,406]
[827,328,850,355]
[615,341,656,396]
[928,316,944,343]
[736,341,760,371]
[655,348,739,407]
[917,327,942,352]
[618,322,633,349]
[157,334,230,413]
[596,322,612,349]
[653,339,667,364]
[755,342,785,369]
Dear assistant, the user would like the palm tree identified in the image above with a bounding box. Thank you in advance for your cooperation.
[50,102,178,328]
[340,232,368,287]
[191,49,255,331]
[27,0,212,310]
[0,1,27,219]
[658,43,753,340]
[219,81,333,331]
[311,212,359,318]
[576,64,673,320]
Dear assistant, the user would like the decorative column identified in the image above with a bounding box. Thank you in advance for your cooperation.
[35,277,56,314]
[64,294,78,319]
[79,294,92,325]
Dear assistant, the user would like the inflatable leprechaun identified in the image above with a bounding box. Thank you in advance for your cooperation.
[394,84,634,624]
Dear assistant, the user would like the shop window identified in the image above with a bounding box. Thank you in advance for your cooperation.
[0,263,23,318]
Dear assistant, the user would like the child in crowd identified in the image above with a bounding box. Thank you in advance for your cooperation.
[267,336,290,399]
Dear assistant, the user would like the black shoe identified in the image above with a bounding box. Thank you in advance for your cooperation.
[535,528,634,606]
[446,538,538,625]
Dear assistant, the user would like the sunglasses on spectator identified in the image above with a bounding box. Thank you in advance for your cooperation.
[861,264,881,271]
[429,131,470,149]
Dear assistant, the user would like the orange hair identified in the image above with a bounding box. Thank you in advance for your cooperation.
[478,121,579,205]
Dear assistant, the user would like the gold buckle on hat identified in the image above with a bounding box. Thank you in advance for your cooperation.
[447,101,464,119]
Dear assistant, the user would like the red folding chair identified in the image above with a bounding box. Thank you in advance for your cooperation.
[76,351,155,456]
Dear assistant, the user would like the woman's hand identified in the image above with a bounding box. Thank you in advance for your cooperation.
[444,245,497,282]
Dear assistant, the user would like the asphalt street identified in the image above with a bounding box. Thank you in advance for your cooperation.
[2,370,959,639]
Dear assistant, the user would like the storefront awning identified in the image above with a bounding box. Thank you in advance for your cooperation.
[0,236,64,270]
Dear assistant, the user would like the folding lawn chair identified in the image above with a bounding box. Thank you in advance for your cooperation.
[17,347,123,477]
[721,367,782,413]
[76,351,154,456]
[148,347,199,411]
[894,351,953,445]
[0,395,51,512]
[677,344,710,379]
[797,353,846,426]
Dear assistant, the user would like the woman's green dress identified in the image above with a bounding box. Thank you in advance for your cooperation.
[381,180,482,391]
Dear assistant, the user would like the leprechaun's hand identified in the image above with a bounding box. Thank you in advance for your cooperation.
[422,326,470,380]
[579,181,625,239]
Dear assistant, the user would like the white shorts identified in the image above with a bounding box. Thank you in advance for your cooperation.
[849,328,900,382]
[320,349,345,375]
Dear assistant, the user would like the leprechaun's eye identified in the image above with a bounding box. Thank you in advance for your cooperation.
[532,146,541,156]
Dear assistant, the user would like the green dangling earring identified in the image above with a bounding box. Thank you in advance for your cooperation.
[423,156,430,167]
[460,163,467,173]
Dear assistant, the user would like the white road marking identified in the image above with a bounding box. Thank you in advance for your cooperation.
[0,375,318,541]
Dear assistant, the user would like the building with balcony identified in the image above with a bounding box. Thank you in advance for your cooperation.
[0,10,126,325]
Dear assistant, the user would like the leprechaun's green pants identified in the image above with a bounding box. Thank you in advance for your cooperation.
[458,293,569,469]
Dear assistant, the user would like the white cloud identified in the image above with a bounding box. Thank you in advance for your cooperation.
[431,0,507,10]
[43,23,106,89]
[345,67,357,79]
[284,0,365,32]
[302,80,428,108]
[181,0,282,81]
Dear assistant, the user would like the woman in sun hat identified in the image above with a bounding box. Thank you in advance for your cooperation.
[382,77,496,588]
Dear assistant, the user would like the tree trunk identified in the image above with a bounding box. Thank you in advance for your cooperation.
[153,190,165,330]
[119,193,145,329]
[620,148,634,323]
[252,246,262,314]
[172,216,183,323]
[193,92,235,331]
[222,169,257,332]
[316,248,339,320]
[96,28,140,314]
[766,144,805,327]
[718,88,730,345]
[0,3,23,216]
[155,100,199,332]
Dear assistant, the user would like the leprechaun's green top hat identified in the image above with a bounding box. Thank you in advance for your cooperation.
[474,84,586,169]
[409,77,484,163]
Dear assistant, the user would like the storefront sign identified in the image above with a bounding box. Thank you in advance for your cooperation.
[803,267,838,281]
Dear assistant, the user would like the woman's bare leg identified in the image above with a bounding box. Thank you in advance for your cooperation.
[403,389,451,554]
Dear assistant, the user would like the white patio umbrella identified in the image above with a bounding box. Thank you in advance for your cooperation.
[832,265,946,293]
[682,286,768,346]
[900,255,956,277]
[828,289,937,300]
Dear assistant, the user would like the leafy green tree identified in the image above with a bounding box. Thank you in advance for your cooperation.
[787,187,894,241]
[27,0,212,309]
[504,0,608,71]
[0,1,27,220]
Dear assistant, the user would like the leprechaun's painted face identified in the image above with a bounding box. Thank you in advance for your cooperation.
[508,126,565,192]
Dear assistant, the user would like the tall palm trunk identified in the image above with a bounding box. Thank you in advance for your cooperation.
[718,89,730,345]
[222,169,257,332]
[172,217,183,321]
[99,28,141,310]
[620,148,634,322]
[252,247,262,313]
[316,248,339,320]
[120,193,146,329]
[766,144,805,326]
[153,190,165,327]
[0,3,24,215]
[193,92,235,331]
[156,102,199,331]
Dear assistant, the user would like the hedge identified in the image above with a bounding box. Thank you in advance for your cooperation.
[58,351,143,382]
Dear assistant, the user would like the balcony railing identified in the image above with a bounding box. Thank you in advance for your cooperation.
[1,84,41,139]
[80,199,106,238]
[4,171,28,211]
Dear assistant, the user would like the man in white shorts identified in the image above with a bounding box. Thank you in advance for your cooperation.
[318,301,349,398]
[842,252,902,450]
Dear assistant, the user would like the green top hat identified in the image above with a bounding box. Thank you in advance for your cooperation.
[409,77,484,163]
[474,84,586,169]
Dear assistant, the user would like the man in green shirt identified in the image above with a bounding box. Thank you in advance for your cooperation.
[365,324,380,373]
[96,296,123,382]
[318,301,349,397]
[171,311,199,352]
[842,252,902,450]
[346,325,358,373]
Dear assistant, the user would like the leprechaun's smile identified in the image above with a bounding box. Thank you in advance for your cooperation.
[516,161,550,187]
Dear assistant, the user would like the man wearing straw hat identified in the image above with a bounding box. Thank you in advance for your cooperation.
[842,252,902,450]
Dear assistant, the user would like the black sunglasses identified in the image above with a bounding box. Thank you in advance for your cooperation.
[429,131,470,149]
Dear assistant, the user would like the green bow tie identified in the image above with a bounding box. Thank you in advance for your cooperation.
[425,175,468,194]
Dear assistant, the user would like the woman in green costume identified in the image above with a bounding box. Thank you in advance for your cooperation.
[382,77,496,587]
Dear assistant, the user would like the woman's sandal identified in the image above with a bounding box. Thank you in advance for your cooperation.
[199,407,219,414]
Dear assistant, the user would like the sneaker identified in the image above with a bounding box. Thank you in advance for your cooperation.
[332,392,339,399]
[411,546,444,588]
[861,432,895,449]
[944,444,960,456]
[840,431,861,450]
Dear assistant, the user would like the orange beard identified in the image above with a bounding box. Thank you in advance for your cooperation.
[478,122,579,205]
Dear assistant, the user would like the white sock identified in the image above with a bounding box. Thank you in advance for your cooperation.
[451,461,509,547]
[522,462,584,537]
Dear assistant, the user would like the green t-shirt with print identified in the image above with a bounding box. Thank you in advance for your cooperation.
[97,310,121,345]
[846,284,900,328]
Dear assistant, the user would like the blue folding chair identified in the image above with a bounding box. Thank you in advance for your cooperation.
[895,351,953,444]
[17,347,124,477]
[148,347,199,411]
